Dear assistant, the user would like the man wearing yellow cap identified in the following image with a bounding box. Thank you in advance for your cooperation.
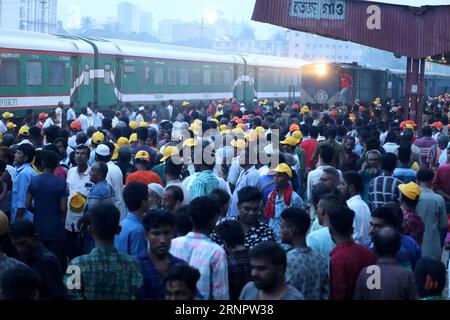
[126,151,163,186]
[0,112,13,134]
[280,136,300,172]
[399,182,425,245]
[264,164,305,239]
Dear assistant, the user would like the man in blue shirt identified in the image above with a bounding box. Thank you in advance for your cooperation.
[136,209,186,300]
[12,144,36,222]
[86,162,115,210]
[26,150,67,269]
[115,182,149,257]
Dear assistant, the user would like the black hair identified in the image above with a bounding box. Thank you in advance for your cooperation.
[75,132,88,145]
[372,205,402,229]
[417,169,434,183]
[342,171,362,193]
[163,264,201,294]
[385,130,399,144]
[401,194,419,209]
[110,127,122,140]
[215,220,245,248]
[381,153,398,172]
[104,141,115,160]
[319,144,334,164]
[143,209,176,232]
[322,167,340,180]
[94,161,108,179]
[29,127,42,140]
[174,205,193,237]
[373,226,401,257]
[0,264,41,300]
[43,125,60,144]
[87,204,120,241]
[165,185,184,204]
[54,137,68,149]
[397,146,411,163]
[165,157,182,178]
[328,206,355,235]
[189,196,218,230]
[16,144,35,164]
[209,188,231,208]
[41,150,59,171]
[250,241,287,269]
[237,186,263,204]
[318,193,343,214]
[414,258,447,298]
[75,144,91,158]
[10,220,37,239]
[280,207,311,236]
[422,126,432,137]
[123,182,149,212]
[311,182,332,207]
[136,127,149,141]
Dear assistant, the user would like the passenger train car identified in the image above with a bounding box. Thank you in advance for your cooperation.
[301,62,450,105]
[0,29,306,112]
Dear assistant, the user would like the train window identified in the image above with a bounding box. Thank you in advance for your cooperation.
[190,69,201,86]
[212,69,222,86]
[124,64,136,74]
[49,61,65,86]
[203,69,212,86]
[83,64,90,85]
[180,68,189,86]
[140,66,150,86]
[26,61,43,86]
[154,67,164,86]
[168,68,177,85]
[223,70,232,86]
[0,59,19,86]
[104,64,112,85]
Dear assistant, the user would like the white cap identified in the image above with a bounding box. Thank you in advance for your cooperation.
[96,144,110,157]
[148,183,164,197]
[139,106,145,112]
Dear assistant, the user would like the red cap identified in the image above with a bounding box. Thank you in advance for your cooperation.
[70,120,82,132]
[430,122,443,129]
[39,113,48,120]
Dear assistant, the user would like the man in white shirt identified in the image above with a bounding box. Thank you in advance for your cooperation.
[55,102,63,128]
[94,143,126,220]
[91,106,105,129]
[43,112,56,129]
[135,106,145,123]
[167,100,174,120]
[77,108,89,133]
[340,171,371,244]
[66,103,77,123]
[0,112,13,134]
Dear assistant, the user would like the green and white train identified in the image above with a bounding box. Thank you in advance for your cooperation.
[0,29,306,112]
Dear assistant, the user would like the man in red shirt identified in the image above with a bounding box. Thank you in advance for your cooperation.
[126,151,164,186]
[300,126,319,171]
[432,147,450,209]
[340,72,352,105]
[329,206,376,300]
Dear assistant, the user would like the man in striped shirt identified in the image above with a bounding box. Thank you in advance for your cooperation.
[369,153,402,209]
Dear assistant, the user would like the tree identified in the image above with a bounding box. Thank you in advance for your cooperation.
[239,23,256,40]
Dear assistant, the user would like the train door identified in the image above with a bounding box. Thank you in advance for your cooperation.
[70,56,81,105]
[115,57,124,103]
[245,66,257,103]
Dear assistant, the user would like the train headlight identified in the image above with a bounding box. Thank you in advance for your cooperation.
[316,63,327,77]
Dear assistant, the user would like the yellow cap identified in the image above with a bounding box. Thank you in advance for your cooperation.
[160,146,179,163]
[2,112,13,119]
[232,127,244,135]
[301,106,310,114]
[118,137,129,148]
[135,150,150,162]
[292,130,303,143]
[215,112,223,118]
[236,123,244,129]
[255,126,265,137]
[130,133,138,142]
[230,139,246,150]
[0,210,9,236]
[182,101,190,107]
[183,138,197,148]
[7,122,17,129]
[111,144,119,161]
[193,119,202,126]
[245,131,258,143]
[19,126,29,136]
[398,182,421,201]
[139,122,149,128]
[281,136,298,147]
[129,121,139,130]
[405,124,414,130]
[274,163,293,178]
[220,124,228,132]
[92,131,105,144]
[209,118,219,124]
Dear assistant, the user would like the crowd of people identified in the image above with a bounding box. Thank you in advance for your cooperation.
[0,95,449,300]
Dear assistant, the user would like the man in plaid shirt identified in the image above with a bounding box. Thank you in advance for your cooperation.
[369,153,402,209]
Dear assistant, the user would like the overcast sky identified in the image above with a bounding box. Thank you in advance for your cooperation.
[58,0,450,35]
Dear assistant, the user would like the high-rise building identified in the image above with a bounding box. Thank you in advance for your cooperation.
[0,0,58,33]
[117,1,138,34]
[139,11,152,35]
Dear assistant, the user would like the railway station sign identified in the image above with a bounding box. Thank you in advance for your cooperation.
[290,0,346,20]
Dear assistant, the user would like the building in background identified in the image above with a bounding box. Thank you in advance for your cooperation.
[213,39,288,57]
[139,11,153,35]
[117,1,138,34]
[0,0,58,33]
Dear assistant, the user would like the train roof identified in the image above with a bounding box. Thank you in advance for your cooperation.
[239,53,308,69]
[0,29,94,54]
[85,37,243,65]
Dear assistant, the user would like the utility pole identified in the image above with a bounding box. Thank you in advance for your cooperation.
[40,0,47,33]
